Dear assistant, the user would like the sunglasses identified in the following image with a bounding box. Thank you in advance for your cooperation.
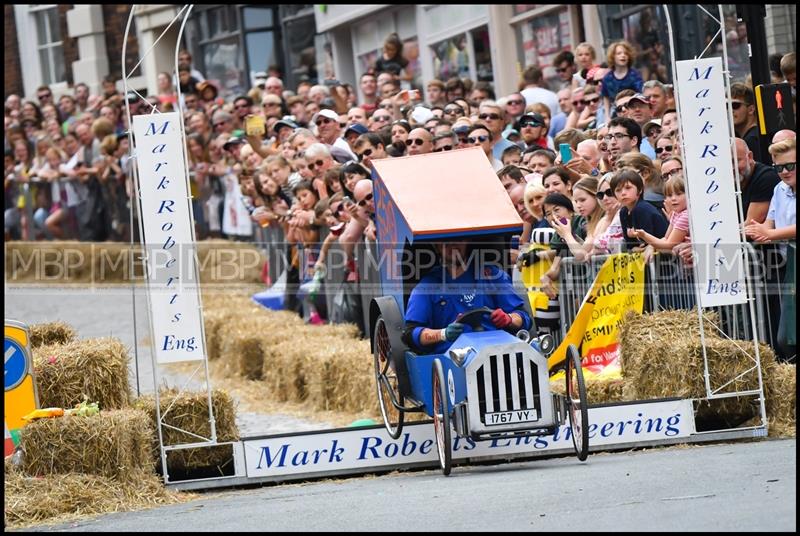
[519,122,542,129]
[357,148,373,161]
[38,93,52,99]
[582,97,600,105]
[506,100,524,106]
[444,107,463,115]
[478,113,501,121]
[572,100,583,106]
[595,188,614,200]
[555,67,570,73]
[616,104,628,112]
[655,145,674,154]
[316,117,334,125]
[731,101,745,110]
[664,167,684,178]
[406,138,426,146]
[307,159,325,171]
[433,145,453,152]
[772,162,796,173]
[357,193,373,207]
[332,203,345,216]
[373,115,390,122]
[468,135,489,143]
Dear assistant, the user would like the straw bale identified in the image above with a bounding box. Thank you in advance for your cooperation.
[305,338,376,413]
[134,389,239,472]
[762,361,796,437]
[32,337,132,410]
[203,309,226,361]
[549,376,626,405]
[19,409,154,480]
[4,469,190,529]
[28,321,77,349]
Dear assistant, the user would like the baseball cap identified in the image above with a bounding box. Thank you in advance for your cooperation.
[344,123,369,136]
[253,71,268,88]
[643,118,662,136]
[410,105,434,125]
[223,136,245,150]
[627,93,650,105]
[312,108,339,125]
[273,116,299,134]
[517,113,545,128]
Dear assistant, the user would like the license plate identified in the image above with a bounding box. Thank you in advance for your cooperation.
[485,409,539,425]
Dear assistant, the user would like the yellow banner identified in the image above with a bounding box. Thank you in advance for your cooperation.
[547,253,645,379]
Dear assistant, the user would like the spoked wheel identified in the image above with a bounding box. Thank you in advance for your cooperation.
[432,358,452,476]
[565,344,589,461]
[373,316,404,439]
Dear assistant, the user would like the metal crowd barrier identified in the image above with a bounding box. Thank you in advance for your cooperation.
[553,242,791,357]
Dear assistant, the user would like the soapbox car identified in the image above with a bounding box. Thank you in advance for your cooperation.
[367,148,589,475]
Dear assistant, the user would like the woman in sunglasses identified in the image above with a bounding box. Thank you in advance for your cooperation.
[655,134,676,162]
[592,172,625,255]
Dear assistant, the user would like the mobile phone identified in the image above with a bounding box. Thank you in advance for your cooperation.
[323,79,340,87]
[510,235,520,250]
[245,114,266,138]
[559,143,572,164]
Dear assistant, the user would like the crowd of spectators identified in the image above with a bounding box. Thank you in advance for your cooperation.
[4,38,796,359]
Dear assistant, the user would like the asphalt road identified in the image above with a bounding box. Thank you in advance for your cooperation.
[19,438,796,532]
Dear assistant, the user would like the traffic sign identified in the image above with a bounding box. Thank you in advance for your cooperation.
[4,320,39,454]
[5,338,28,391]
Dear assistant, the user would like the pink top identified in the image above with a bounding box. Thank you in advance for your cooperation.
[670,209,691,242]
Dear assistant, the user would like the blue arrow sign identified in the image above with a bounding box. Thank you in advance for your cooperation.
[5,338,28,391]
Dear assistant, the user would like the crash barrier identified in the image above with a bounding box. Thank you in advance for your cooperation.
[249,232,792,361]
[555,242,794,358]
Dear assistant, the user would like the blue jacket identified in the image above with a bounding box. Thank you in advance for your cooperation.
[403,264,532,354]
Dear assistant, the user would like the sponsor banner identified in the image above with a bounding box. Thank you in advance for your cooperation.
[243,399,693,478]
[548,253,645,378]
[675,57,748,308]
[132,113,206,363]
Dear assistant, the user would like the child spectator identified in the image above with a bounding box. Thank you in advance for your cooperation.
[612,169,668,253]
[630,175,690,251]
[601,40,644,122]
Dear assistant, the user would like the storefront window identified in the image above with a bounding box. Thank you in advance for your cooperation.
[471,27,493,82]
[402,37,422,89]
[618,6,670,83]
[202,38,245,100]
[432,33,470,81]
[516,9,571,89]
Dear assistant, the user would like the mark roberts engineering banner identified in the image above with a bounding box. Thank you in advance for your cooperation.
[243,399,693,478]
[675,57,748,308]
[132,113,206,364]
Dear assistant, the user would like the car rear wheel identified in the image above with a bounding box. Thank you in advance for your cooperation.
[566,344,589,461]
[373,315,404,439]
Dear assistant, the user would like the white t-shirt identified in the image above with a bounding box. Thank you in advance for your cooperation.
[520,86,560,118]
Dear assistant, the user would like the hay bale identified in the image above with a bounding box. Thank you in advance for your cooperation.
[19,409,154,480]
[203,310,226,361]
[134,389,239,472]
[624,335,775,426]
[32,337,132,410]
[549,376,626,405]
[763,361,796,437]
[4,469,185,529]
[305,338,376,413]
[28,321,77,349]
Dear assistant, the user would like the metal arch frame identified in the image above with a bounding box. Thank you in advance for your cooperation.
[122,4,230,485]
[662,4,767,434]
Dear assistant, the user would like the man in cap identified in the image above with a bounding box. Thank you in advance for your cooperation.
[313,109,357,162]
[616,93,656,159]
[517,113,549,151]
[344,123,369,153]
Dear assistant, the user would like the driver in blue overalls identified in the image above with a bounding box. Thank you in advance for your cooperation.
[402,239,532,354]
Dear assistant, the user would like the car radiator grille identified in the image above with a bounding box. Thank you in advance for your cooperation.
[476,351,540,420]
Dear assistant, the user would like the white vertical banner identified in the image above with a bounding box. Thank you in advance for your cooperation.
[675,57,748,307]
[133,112,206,363]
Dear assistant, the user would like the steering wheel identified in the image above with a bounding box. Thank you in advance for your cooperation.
[455,306,494,332]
